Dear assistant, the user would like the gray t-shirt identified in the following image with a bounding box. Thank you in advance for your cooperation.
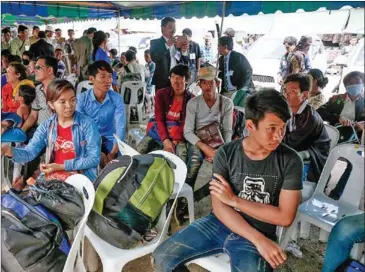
[31,84,53,125]
[213,139,303,240]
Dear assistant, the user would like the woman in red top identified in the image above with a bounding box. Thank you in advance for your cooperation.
[2,62,34,112]
[137,64,194,161]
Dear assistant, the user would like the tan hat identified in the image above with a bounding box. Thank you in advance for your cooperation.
[45,25,54,32]
[197,66,217,81]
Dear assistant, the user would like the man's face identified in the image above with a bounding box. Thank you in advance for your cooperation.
[55,30,62,38]
[204,38,211,46]
[199,79,216,94]
[246,113,287,152]
[144,53,151,63]
[90,69,112,93]
[46,31,54,38]
[161,22,176,39]
[218,44,227,56]
[120,54,127,64]
[183,34,192,42]
[68,30,75,39]
[19,30,28,40]
[350,37,358,46]
[284,81,308,109]
[170,73,186,95]
[35,59,52,82]
[3,32,11,42]
[55,50,63,60]
[33,28,40,38]
[1,56,9,69]
[284,42,296,53]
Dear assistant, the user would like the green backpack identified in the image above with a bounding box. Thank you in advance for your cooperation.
[87,154,175,249]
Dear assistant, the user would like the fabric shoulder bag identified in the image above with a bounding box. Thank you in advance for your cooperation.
[196,95,225,149]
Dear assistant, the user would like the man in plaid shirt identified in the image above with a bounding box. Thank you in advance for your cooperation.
[200,32,216,66]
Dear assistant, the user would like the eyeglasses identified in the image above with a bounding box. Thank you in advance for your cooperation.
[35,65,47,71]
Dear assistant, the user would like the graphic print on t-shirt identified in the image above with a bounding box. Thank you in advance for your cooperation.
[238,176,271,204]
[54,137,75,153]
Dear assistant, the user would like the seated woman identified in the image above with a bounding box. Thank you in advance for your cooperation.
[1,79,101,188]
[307,69,328,110]
[184,66,234,201]
[137,64,194,160]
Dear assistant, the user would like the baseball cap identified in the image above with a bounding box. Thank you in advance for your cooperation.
[224,28,235,37]
[45,26,54,32]
[197,66,217,81]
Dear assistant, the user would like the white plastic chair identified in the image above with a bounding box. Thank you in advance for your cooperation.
[76,80,93,95]
[128,128,145,149]
[188,82,202,96]
[66,73,79,88]
[114,136,195,223]
[280,144,364,253]
[325,124,340,151]
[121,81,146,125]
[63,174,95,272]
[83,150,187,271]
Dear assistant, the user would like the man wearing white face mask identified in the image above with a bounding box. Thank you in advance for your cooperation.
[318,71,365,128]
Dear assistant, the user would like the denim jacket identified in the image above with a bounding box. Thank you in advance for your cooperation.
[12,111,101,181]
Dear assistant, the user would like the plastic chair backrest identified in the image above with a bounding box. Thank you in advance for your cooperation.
[313,144,364,208]
[114,134,139,156]
[121,81,146,105]
[66,73,78,88]
[76,80,93,95]
[149,150,187,244]
[324,124,340,151]
[188,82,202,96]
[63,174,95,272]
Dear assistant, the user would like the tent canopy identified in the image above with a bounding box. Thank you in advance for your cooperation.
[2,1,364,26]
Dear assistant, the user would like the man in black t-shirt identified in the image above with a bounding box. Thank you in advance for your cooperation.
[181,28,202,85]
[153,89,303,271]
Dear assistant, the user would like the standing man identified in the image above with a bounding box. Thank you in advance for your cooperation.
[76,60,126,164]
[223,28,244,54]
[29,31,54,58]
[10,25,30,58]
[200,32,216,66]
[54,28,66,50]
[287,35,312,75]
[74,27,96,80]
[45,26,55,46]
[180,28,202,84]
[278,36,297,85]
[1,27,11,50]
[29,26,40,45]
[218,36,254,98]
[150,17,184,91]
[65,29,76,74]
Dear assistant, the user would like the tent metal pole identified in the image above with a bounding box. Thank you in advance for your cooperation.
[215,1,226,73]
[118,10,121,54]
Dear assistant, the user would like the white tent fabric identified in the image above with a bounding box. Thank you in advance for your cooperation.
[345,8,364,33]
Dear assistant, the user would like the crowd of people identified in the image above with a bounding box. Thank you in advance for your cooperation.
[1,16,364,272]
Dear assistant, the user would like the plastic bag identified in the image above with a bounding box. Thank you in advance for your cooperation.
[30,177,85,230]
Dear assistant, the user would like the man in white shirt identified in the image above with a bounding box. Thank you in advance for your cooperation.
[45,25,56,47]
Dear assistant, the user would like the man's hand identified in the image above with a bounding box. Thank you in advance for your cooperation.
[355,121,364,130]
[254,235,287,269]
[339,117,352,126]
[209,173,237,207]
[1,120,13,134]
[163,139,175,153]
[40,163,64,174]
[12,176,25,191]
[202,145,216,161]
[107,151,117,162]
[167,37,176,47]
[1,144,12,157]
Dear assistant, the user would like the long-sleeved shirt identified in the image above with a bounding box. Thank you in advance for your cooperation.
[76,88,126,145]
[10,36,30,58]
[184,94,233,145]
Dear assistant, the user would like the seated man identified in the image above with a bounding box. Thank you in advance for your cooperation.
[153,89,303,272]
[317,71,364,130]
[76,60,125,165]
[184,66,233,202]
[322,213,364,272]
[283,73,330,182]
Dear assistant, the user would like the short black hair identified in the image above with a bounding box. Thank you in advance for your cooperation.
[125,50,136,62]
[55,48,64,53]
[218,36,233,51]
[284,73,311,93]
[169,64,190,81]
[8,55,21,63]
[68,29,74,32]
[22,51,33,59]
[38,31,46,39]
[144,49,150,55]
[33,26,40,31]
[283,36,297,45]
[37,56,58,76]
[245,89,291,127]
[343,71,364,86]
[2,27,10,34]
[18,85,36,106]
[129,46,137,54]
[161,17,176,28]
[1,49,11,56]
[308,69,328,88]
[109,48,118,57]
[55,28,61,32]
[87,27,97,35]
[18,25,28,33]
[182,28,192,37]
[88,60,113,77]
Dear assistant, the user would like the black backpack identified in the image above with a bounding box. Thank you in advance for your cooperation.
[1,189,70,272]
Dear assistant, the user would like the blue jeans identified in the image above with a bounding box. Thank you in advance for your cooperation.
[322,213,365,272]
[153,214,273,272]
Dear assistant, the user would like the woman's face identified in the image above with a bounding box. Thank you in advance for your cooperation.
[49,89,77,118]
[170,73,186,95]
[6,66,19,84]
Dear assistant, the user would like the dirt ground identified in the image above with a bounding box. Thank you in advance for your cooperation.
[94,158,355,272]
